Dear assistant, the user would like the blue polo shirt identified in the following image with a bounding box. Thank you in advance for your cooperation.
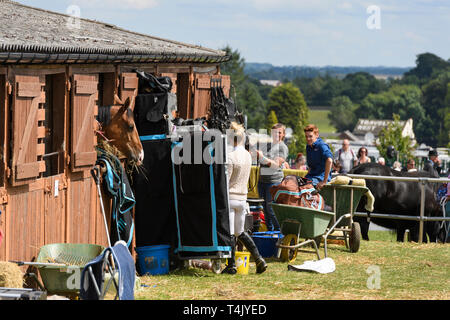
[305,137,333,185]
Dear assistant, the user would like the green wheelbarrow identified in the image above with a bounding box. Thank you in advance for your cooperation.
[18,243,105,299]
[270,203,335,262]
[319,184,369,255]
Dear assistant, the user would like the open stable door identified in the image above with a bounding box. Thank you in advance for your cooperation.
[10,75,46,186]
[70,74,99,172]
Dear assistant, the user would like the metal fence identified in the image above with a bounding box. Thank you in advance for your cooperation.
[346,174,450,243]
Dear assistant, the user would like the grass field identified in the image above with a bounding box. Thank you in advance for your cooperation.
[308,108,336,134]
[134,231,450,300]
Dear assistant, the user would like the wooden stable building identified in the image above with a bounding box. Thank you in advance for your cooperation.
[0,0,230,262]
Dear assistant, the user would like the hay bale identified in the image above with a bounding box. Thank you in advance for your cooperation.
[0,261,24,288]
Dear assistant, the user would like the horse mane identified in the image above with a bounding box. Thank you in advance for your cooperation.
[97,105,112,127]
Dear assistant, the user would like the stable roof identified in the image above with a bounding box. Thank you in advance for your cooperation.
[0,0,229,64]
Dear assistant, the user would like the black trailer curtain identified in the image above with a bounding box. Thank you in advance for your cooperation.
[132,138,177,250]
[171,132,232,256]
[132,92,231,259]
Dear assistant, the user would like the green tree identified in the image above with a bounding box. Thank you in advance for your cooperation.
[404,52,450,83]
[440,83,450,146]
[266,83,309,156]
[220,45,247,86]
[377,114,415,164]
[327,96,357,132]
[293,77,326,106]
[356,84,428,144]
[239,82,267,130]
[266,110,278,131]
[421,71,450,146]
[314,75,345,106]
[341,72,387,103]
[220,46,267,130]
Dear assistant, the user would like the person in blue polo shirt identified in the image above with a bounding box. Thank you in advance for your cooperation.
[304,124,333,190]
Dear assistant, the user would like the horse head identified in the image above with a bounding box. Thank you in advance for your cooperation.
[97,94,144,166]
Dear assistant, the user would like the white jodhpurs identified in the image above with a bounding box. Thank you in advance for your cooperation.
[228,199,247,237]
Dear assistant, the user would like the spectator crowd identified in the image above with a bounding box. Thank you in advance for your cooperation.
[240,122,448,233]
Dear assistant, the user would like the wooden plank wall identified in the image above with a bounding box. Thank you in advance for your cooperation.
[0,63,222,263]
[0,67,109,262]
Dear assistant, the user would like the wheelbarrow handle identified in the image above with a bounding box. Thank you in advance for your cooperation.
[91,167,100,185]
[9,260,67,267]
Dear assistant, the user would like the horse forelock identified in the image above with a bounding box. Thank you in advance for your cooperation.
[97,105,112,127]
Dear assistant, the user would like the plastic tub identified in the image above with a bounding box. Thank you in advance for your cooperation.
[251,231,284,258]
[135,245,170,276]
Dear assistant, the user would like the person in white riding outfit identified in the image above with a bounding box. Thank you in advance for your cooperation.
[222,122,267,274]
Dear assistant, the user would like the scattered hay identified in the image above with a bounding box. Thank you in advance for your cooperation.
[0,261,24,288]
[96,137,147,181]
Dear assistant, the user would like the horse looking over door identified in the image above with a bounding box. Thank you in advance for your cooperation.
[96,94,144,166]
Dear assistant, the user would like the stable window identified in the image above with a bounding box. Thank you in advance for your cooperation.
[42,73,66,177]
[177,73,190,119]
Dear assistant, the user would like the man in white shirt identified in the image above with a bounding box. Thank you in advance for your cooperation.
[334,139,357,173]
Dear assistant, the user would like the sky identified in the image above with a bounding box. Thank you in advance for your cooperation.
[13,0,450,67]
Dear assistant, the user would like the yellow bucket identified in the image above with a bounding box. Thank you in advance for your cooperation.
[235,251,250,275]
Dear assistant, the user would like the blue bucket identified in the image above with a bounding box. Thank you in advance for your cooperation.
[251,231,284,258]
[136,245,170,276]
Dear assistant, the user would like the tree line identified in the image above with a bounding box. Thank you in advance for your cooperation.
[220,47,450,156]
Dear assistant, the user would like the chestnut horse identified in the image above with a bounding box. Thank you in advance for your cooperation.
[96,94,144,166]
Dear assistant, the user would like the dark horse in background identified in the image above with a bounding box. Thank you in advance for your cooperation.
[349,163,441,242]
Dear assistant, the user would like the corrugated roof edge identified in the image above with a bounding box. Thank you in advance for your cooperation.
[0,44,231,64]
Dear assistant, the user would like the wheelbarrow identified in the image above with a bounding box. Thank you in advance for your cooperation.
[319,184,369,255]
[18,243,105,299]
[270,203,335,262]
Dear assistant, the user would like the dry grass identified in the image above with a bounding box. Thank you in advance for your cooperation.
[0,261,24,288]
[134,231,450,301]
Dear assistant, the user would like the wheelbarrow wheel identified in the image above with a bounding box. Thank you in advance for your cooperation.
[280,234,298,263]
[349,222,361,253]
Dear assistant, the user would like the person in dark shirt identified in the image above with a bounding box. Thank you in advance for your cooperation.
[304,124,333,190]
[423,149,442,177]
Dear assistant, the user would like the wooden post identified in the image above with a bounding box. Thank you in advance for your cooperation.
[418,181,426,243]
